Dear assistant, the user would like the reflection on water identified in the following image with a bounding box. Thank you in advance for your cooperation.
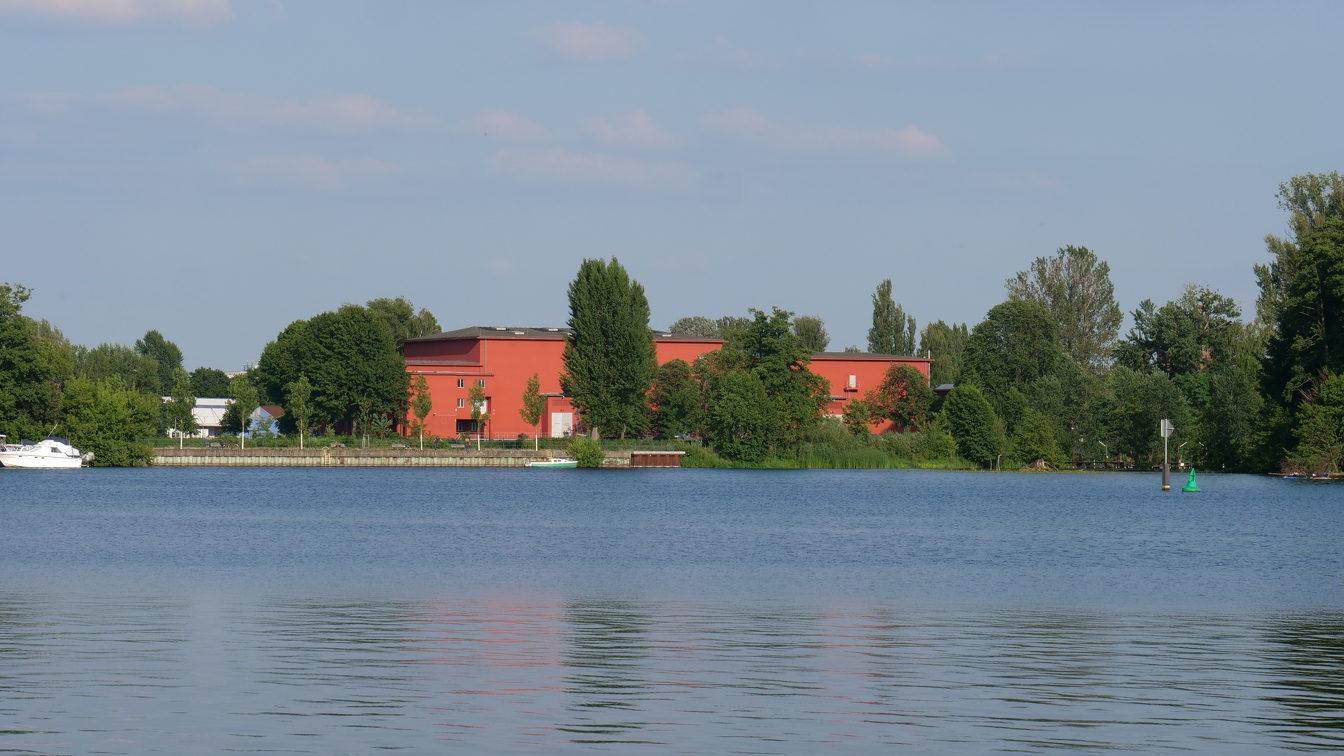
[1265,614,1344,749]
[5,595,1344,752]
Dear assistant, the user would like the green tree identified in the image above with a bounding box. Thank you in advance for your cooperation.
[407,374,433,450]
[941,384,1000,468]
[366,296,441,353]
[560,258,658,439]
[792,315,830,353]
[0,283,72,440]
[1255,172,1344,470]
[919,321,969,386]
[705,368,779,462]
[668,316,720,339]
[469,380,489,450]
[164,367,198,449]
[225,375,259,449]
[1284,370,1344,474]
[1006,246,1122,372]
[286,375,312,449]
[62,375,158,467]
[134,330,184,396]
[1010,407,1064,468]
[189,367,232,398]
[650,359,701,438]
[75,343,161,396]
[704,307,831,447]
[519,373,545,450]
[1115,285,1260,469]
[715,315,752,342]
[868,279,917,355]
[865,364,934,431]
[1107,366,1192,466]
[256,304,409,435]
[841,397,874,435]
[962,299,1064,423]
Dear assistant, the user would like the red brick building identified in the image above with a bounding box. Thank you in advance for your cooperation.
[403,327,931,439]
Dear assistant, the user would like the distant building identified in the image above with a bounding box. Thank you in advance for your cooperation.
[164,399,282,438]
[402,326,932,439]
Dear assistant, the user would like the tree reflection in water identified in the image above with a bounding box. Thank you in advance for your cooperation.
[559,600,655,744]
[1265,613,1344,749]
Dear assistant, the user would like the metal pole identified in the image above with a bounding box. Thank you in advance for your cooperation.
[1162,434,1170,490]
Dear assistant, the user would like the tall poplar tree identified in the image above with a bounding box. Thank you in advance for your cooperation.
[1005,245,1122,373]
[560,258,658,438]
[867,279,917,355]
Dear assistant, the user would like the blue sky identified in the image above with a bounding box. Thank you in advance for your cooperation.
[2,0,1341,370]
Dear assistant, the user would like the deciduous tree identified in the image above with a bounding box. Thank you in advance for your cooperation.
[705,368,779,462]
[189,367,231,398]
[941,384,999,468]
[286,375,312,449]
[134,330,184,396]
[164,367,198,449]
[650,359,701,438]
[367,296,440,353]
[519,373,545,450]
[560,258,658,438]
[1006,246,1122,372]
[918,321,969,386]
[668,316,720,339]
[63,375,158,467]
[225,375,259,450]
[867,279,917,355]
[792,315,830,353]
[865,364,934,430]
[469,380,489,450]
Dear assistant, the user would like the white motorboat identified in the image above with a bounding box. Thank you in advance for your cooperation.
[0,435,88,469]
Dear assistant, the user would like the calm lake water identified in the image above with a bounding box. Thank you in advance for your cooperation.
[0,468,1341,753]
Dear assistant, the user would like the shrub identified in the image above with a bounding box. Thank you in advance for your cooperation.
[567,437,606,468]
[942,384,1000,468]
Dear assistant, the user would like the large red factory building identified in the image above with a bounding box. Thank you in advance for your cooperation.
[403,326,932,439]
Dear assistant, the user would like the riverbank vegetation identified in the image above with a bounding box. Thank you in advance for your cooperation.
[2,173,1341,472]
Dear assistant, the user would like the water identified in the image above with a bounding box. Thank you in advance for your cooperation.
[0,469,1341,753]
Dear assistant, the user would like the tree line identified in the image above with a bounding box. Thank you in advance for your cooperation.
[0,292,439,464]
[3,172,1340,472]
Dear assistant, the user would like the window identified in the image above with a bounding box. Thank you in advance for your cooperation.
[457,378,465,388]
[456,419,478,433]
[477,378,486,387]
[457,398,465,408]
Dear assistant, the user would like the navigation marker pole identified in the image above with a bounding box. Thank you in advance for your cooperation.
[1159,419,1174,491]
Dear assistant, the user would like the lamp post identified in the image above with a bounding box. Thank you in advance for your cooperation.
[1159,419,1174,490]
[1177,441,1189,469]
[1098,440,1108,467]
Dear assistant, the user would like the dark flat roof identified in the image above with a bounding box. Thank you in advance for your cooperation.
[811,352,932,361]
[407,326,724,343]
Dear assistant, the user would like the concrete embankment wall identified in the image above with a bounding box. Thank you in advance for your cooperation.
[153,448,638,468]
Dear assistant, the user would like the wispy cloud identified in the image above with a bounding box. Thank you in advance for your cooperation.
[235,155,393,191]
[532,22,644,61]
[462,110,548,141]
[0,0,231,25]
[672,37,769,69]
[700,107,947,158]
[583,110,674,148]
[491,148,691,187]
[23,85,429,133]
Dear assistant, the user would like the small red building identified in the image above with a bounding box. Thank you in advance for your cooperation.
[403,327,931,439]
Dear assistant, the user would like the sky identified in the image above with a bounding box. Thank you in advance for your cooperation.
[2,0,1342,371]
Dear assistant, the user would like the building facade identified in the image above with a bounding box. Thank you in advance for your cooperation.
[402,327,932,439]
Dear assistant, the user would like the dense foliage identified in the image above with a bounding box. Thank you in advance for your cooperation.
[561,258,659,438]
[868,278,917,355]
[256,304,409,434]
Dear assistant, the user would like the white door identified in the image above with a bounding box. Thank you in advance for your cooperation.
[550,412,573,437]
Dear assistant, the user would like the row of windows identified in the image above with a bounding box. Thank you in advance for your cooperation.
[455,378,487,388]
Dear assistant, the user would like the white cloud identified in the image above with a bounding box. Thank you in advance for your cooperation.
[236,155,393,191]
[463,110,548,141]
[0,0,230,25]
[672,37,769,69]
[24,85,429,132]
[491,148,692,187]
[701,108,947,158]
[532,22,644,61]
[583,110,674,148]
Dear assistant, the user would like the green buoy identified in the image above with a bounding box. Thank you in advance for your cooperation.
[1182,468,1200,492]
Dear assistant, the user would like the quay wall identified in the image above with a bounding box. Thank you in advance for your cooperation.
[152,447,640,468]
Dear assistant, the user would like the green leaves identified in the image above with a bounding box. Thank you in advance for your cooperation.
[942,384,999,468]
[650,359,700,437]
[867,279,917,355]
[1005,245,1122,372]
[62,375,157,467]
[866,364,934,431]
[560,258,658,438]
